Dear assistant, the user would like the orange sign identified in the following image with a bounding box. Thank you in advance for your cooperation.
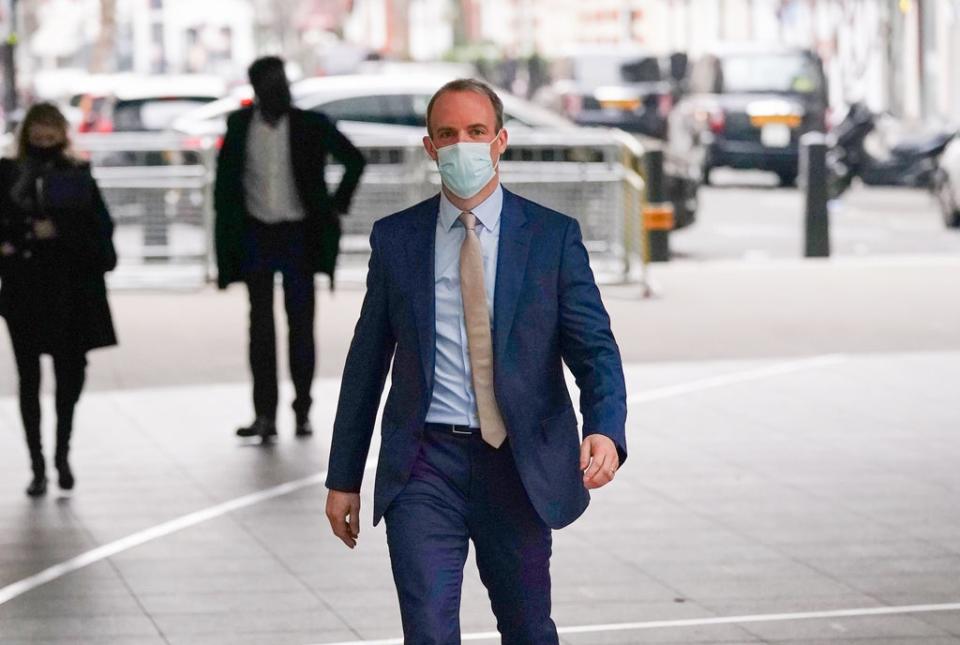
[750,114,802,128]
[643,205,675,231]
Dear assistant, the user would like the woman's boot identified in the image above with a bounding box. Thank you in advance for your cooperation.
[55,429,74,491]
[26,455,47,497]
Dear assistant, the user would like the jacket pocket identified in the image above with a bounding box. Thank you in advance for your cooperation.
[540,406,578,442]
[540,406,580,462]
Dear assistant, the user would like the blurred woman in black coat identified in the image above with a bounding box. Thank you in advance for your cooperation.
[0,103,117,497]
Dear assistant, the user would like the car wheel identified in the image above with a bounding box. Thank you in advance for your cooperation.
[777,171,798,188]
[934,171,960,228]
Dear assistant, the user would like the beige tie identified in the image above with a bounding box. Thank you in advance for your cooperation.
[459,211,507,448]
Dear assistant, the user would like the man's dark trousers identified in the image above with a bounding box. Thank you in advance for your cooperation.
[384,426,559,645]
[242,218,314,423]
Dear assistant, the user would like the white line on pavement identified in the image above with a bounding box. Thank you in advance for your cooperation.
[0,469,332,606]
[0,355,845,609]
[311,601,960,645]
[627,354,846,404]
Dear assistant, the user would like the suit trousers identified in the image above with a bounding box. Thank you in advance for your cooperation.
[384,427,559,645]
[242,219,315,423]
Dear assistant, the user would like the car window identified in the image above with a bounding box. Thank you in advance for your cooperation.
[720,54,823,95]
[619,57,663,83]
[411,94,430,126]
[315,94,425,127]
[113,98,214,131]
[568,54,660,88]
[501,99,575,129]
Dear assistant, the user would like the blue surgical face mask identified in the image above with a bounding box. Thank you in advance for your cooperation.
[433,131,502,199]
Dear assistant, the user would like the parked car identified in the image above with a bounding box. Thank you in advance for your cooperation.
[668,45,829,186]
[75,75,226,134]
[934,136,960,228]
[173,74,698,229]
[532,47,685,140]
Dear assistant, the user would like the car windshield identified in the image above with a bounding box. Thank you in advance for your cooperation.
[720,54,821,94]
[571,54,660,88]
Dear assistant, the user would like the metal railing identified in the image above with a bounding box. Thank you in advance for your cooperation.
[75,126,646,287]
[75,132,217,287]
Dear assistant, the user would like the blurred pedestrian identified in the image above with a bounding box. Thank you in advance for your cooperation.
[214,56,366,443]
[0,102,118,497]
[324,79,627,644]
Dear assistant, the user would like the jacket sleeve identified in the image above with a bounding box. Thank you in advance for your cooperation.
[325,223,396,492]
[213,114,246,289]
[89,175,117,273]
[557,218,628,465]
[0,161,12,276]
[318,114,366,215]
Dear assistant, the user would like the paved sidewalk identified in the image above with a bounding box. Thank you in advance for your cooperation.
[4,255,959,396]
[1,350,959,644]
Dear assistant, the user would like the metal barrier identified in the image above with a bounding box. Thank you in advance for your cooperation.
[76,126,646,287]
[75,132,218,287]
[331,126,647,283]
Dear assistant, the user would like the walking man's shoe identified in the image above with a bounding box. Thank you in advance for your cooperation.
[25,475,47,497]
[295,420,314,438]
[236,417,278,442]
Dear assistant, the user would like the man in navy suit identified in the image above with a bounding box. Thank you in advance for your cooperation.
[325,79,627,644]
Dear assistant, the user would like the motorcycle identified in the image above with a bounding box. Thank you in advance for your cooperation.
[827,102,955,198]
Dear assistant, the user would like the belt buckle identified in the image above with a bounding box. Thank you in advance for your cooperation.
[451,425,473,436]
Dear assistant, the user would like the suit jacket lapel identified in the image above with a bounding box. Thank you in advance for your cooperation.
[494,188,531,361]
[408,196,439,390]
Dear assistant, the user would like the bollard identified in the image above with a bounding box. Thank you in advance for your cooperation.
[800,132,830,258]
[643,148,674,262]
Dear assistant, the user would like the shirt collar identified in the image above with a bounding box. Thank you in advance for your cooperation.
[439,184,503,233]
[253,109,287,129]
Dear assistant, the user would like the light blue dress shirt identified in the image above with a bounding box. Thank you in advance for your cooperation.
[425,185,503,427]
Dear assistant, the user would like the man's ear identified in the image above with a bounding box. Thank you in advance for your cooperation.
[423,136,439,161]
[496,128,508,154]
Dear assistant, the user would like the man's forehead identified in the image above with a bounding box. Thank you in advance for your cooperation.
[431,90,496,125]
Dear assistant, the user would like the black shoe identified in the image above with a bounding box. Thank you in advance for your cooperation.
[236,417,277,441]
[26,475,47,497]
[295,420,313,438]
[57,461,75,491]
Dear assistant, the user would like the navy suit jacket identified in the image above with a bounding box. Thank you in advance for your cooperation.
[325,187,627,530]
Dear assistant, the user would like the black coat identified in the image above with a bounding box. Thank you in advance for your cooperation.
[213,107,366,289]
[0,157,118,354]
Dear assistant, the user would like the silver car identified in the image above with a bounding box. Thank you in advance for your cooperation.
[935,136,960,228]
[172,73,697,231]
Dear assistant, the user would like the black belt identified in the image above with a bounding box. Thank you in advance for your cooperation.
[425,423,480,437]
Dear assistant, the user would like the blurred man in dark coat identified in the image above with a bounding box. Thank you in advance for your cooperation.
[215,56,365,442]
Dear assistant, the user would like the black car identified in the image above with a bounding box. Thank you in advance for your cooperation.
[533,49,687,140]
[668,46,829,186]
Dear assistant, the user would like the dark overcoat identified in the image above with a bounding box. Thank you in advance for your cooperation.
[213,107,366,288]
[0,157,118,353]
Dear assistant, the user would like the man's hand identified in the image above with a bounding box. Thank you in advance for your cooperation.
[580,434,620,490]
[325,489,361,549]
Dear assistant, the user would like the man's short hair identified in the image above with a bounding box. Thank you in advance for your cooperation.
[426,79,504,137]
[248,56,286,86]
